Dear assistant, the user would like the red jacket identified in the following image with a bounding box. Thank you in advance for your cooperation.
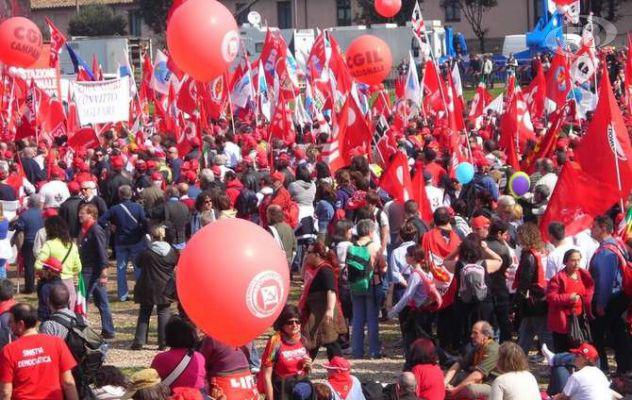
[546,268,594,334]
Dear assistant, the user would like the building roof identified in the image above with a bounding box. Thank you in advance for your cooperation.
[30,0,134,10]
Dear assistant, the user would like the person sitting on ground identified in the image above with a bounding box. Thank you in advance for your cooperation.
[490,341,541,400]
[122,368,171,400]
[150,316,207,394]
[91,365,130,400]
[544,342,621,400]
[322,356,365,400]
[384,372,419,400]
[407,338,445,400]
[444,320,499,399]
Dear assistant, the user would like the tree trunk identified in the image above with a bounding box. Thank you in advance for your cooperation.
[478,33,486,53]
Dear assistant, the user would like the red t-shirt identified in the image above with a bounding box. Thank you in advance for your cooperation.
[412,364,446,400]
[0,334,77,400]
[261,333,307,379]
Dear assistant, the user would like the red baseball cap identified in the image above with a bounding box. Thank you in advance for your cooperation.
[68,181,81,195]
[471,215,491,230]
[111,157,124,170]
[151,172,163,181]
[570,343,599,363]
[323,356,351,372]
[271,171,285,184]
[42,257,63,274]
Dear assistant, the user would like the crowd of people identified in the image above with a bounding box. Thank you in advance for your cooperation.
[0,45,629,400]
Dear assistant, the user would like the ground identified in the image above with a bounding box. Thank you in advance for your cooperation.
[12,265,556,387]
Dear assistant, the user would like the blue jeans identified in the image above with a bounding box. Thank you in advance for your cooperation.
[83,268,115,336]
[518,315,552,354]
[0,259,6,280]
[351,290,381,358]
[115,241,145,301]
[548,353,575,396]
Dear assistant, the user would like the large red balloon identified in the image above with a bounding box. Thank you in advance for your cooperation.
[346,35,393,86]
[176,218,290,346]
[0,17,43,68]
[375,0,402,18]
[167,0,239,82]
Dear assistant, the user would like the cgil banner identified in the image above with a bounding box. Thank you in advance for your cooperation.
[71,77,130,125]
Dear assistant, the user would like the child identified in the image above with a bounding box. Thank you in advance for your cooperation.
[37,257,64,321]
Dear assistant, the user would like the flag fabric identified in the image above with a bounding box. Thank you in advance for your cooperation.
[422,60,445,114]
[231,67,254,110]
[75,273,87,317]
[546,53,571,110]
[268,94,296,145]
[625,33,632,114]
[151,50,179,95]
[45,17,66,68]
[91,54,104,81]
[411,166,434,223]
[344,96,371,155]
[65,44,95,81]
[468,83,492,127]
[379,152,413,203]
[524,59,547,120]
[177,76,198,115]
[68,127,100,152]
[411,0,430,56]
[571,13,598,85]
[574,65,632,194]
[540,161,621,241]
[117,45,137,97]
[523,104,567,173]
[321,102,349,173]
[258,61,272,121]
[404,52,422,107]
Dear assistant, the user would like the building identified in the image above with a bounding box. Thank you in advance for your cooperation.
[29,0,632,53]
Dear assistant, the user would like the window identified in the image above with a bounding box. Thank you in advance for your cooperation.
[236,3,250,25]
[277,1,292,29]
[337,0,351,26]
[128,9,142,36]
[444,0,461,22]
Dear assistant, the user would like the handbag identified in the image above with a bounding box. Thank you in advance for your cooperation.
[568,311,592,348]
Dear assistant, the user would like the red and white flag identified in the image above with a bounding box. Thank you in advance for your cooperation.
[380,152,413,203]
[45,17,66,68]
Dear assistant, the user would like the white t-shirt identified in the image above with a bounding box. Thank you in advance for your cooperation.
[563,366,611,400]
[490,371,541,400]
[425,185,444,212]
[39,180,70,209]
[546,240,588,280]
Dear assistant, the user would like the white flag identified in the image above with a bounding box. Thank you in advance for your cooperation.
[404,52,421,107]
[258,62,272,121]
[150,50,180,95]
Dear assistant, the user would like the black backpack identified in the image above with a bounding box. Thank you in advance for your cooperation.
[49,314,106,384]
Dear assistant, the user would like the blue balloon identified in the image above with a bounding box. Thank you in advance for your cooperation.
[455,162,475,184]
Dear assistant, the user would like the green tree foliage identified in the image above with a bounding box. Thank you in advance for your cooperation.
[68,4,127,37]
[354,0,421,26]
[137,0,172,34]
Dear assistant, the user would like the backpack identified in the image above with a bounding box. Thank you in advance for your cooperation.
[346,241,373,295]
[458,261,488,303]
[49,314,106,381]
[598,241,632,297]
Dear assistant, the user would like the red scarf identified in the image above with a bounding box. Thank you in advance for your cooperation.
[328,371,352,399]
[297,261,335,321]
[422,228,461,283]
[512,248,546,291]
[0,299,16,315]
[80,220,95,239]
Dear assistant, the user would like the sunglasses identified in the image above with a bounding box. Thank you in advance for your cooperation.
[284,319,300,326]
[204,200,212,204]
[80,187,91,191]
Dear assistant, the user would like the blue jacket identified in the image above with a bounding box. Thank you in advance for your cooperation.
[14,208,44,244]
[98,200,146,245]
[590,237,623,309]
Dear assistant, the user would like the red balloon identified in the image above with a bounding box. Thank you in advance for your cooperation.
[0,17,43,68]
[176,219,290,346]
[375,0,402,18]
[167,0,239,82]
[346,35,393,86]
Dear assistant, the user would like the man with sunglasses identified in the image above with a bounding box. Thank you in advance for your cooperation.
[78,181,107,218]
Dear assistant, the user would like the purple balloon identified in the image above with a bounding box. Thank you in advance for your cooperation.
[511,175,530,196]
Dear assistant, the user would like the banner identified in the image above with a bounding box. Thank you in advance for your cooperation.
[4,45,62,98]
[71,77,130,125]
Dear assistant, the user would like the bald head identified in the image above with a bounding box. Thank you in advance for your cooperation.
[398,372,417,395]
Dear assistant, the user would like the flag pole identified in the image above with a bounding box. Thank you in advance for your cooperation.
[227,92,237,134]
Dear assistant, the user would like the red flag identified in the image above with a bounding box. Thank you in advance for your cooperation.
[166,82,179,134]
[546,53,571,110]
[412,166,434,223]
[68,127,100,152]
[66,84,78,134]
[624,33,632,115]
[499,91,522,170]
[306,31,327,77]
[177,76,198,115]
[45,17,66,68]
[321,102,348,173]
[446,71,465,132]
[38,96,67,140]
[15,81,38,141]
[328,34,353,98]
[91,54,103,81]
[268,94,296,145]
[524,59,547,120]
[574,65,632,195]
[467,83,492,126]
[379,152,413,203]
[422,60,445,114]
[206,73,228,120]
[540,162,621,241]
[376,130,398,168]
[522,104,567,173]
[343,96,371,156]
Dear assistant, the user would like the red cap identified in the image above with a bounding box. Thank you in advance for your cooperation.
[185,170,197,183]
[570,343,599,363]
[471,215,491,230]
[4,151,13,159]
[271,171,285,184]
[42,257,63,273]
[323,356,351,372]
[43,208,59,219]
[50,167,65,179]
[111,157,124,170]
[68,181,81,195]
[151,172,163,181]
[146,160,157,170]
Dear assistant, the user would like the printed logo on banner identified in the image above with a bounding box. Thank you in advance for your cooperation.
[245,271,284,319]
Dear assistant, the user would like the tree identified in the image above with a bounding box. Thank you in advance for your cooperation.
[137,0,172,34]
[456,0,497,53]
[68,4,127,37]
[354,0,421,26]
[582,0,631,21]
